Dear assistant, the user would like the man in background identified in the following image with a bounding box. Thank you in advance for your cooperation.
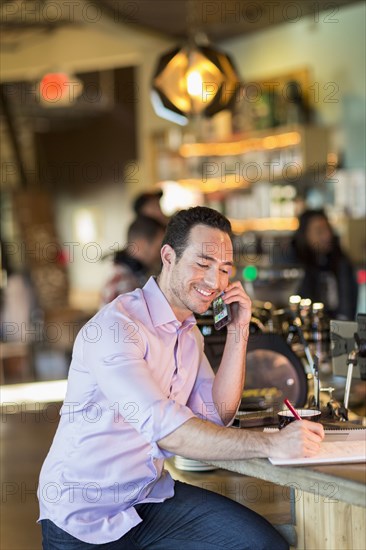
[101,215,165,304]
[133,190,169,226]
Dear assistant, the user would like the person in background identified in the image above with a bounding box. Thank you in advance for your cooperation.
[290,209,358,320]
[133,189,169,226]
[101,215,165,305]
[39,206,323,549]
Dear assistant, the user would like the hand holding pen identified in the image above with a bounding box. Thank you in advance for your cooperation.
[283,398,302,420]
[270,400,324,459]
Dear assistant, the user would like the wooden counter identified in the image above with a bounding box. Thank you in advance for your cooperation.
[206,456,366,549]
[206,457,365,508]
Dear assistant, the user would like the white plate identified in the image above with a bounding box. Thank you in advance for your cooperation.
[174,456,217,472]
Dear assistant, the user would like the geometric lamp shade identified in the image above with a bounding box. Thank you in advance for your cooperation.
[151,44,240,125]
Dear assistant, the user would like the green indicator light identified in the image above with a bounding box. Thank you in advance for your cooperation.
[243,265,258,282]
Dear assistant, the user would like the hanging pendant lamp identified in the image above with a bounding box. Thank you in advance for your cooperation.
[151,41,240,125]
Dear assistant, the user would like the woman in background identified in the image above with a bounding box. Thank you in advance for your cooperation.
[291,209,358,320]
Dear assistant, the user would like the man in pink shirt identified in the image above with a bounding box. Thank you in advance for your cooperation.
[38,206,323,549]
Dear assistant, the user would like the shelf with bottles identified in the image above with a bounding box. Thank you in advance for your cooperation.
[230,179,299,232]
[228,217,298,234]
[152,124,330,197]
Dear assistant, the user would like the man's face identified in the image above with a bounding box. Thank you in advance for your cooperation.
[167,224,233,316]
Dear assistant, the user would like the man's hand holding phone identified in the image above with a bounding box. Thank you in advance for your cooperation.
[213,281,252,331]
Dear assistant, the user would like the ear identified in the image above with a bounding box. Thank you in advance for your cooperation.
[161,244,176,269]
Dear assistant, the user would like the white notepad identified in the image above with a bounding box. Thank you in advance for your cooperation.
[265,430,366,466]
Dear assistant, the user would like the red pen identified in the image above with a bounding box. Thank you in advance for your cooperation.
[283,399,302,420]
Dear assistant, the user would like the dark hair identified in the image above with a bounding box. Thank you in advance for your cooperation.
[127,215,165,243]
[133,191,163,215]
[162,206,232,261]
[292,209,339,264]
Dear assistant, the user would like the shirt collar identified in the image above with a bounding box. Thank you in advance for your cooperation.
[142,277,196,330]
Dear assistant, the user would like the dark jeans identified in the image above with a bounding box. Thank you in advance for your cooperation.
[41,481,288,550]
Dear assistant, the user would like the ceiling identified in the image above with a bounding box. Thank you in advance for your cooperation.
[101,0,363,42]
[0,0,363,43]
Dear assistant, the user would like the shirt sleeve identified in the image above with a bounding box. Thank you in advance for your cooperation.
[186,330,236,427]
[82,307,195,459]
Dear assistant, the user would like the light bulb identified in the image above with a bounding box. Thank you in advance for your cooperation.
[186,71,203,97]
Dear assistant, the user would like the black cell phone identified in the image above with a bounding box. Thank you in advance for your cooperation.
[212,294,231,330]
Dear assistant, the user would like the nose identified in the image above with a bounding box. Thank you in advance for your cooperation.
[203,265,220,289]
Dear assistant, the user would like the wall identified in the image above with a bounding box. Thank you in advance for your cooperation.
[222,2,366,169]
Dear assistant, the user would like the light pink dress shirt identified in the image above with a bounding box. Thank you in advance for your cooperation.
[38,277,225,544]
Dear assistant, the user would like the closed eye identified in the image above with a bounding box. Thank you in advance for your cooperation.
[197,262,209,269]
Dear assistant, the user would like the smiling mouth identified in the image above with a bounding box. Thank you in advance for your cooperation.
[194,286,216,299]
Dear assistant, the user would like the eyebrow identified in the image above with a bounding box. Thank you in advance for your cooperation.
[197,254,233,267]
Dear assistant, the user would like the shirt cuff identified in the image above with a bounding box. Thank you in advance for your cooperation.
[140,400,196,459]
